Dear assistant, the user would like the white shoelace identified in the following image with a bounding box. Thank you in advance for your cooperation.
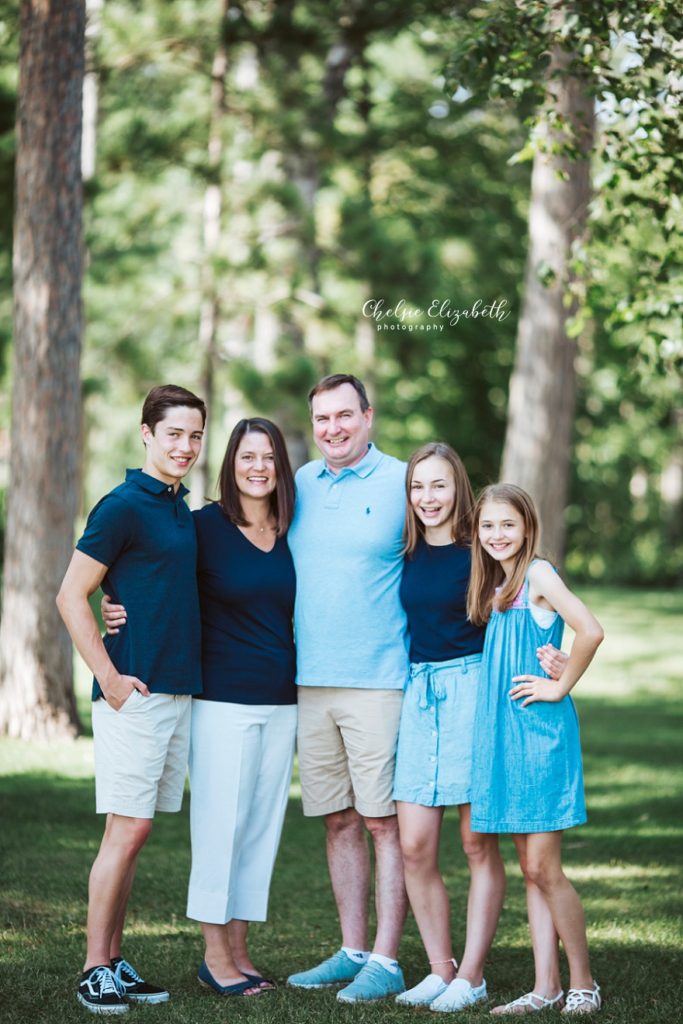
[115,958,143,985]
[86,966,120,997]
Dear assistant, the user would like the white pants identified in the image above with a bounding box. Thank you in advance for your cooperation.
[186,699,297,924]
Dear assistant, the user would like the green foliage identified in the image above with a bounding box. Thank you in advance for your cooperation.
[2,0,679,580]
[444,0,683,582]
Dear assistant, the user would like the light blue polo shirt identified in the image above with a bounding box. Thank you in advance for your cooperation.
[288,443,409,689]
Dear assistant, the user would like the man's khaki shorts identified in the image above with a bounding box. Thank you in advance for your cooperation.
[296,686,404,818]
[92,690,192,818]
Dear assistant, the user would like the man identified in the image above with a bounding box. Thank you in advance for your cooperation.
[56,384,206,1015]
[286,373,410,1003]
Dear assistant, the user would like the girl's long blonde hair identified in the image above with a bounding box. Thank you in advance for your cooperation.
[467,483,541,625]
[403,443,474,556]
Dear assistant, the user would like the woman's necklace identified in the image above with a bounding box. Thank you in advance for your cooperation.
[251,519,272,534]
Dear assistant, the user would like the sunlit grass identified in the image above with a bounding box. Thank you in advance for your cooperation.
[1,587,682,1023]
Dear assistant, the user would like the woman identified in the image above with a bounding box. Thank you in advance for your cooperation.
[103,418,296,996]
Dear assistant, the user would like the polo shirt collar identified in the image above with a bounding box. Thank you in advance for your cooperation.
[317,442,382,480]
[125,467,189,499]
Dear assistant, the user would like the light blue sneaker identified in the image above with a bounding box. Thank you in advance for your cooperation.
[337,960,406,1003]
[287,949,364,989]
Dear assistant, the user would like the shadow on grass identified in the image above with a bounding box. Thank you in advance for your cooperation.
[1,689,682,1023]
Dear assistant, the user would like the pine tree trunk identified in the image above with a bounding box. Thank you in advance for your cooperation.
[0,0,85,739]
[190,0,229,510]
[501,35,593,564]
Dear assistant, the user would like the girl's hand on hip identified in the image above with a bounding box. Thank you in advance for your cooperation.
[510,675,566,706]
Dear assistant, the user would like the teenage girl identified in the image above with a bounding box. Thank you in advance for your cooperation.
[393,447,565,1013]
[468,483,603,1015]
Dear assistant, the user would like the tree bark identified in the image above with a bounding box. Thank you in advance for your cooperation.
[501,28,594,564]
[190,0,230,510]
[0,0,85,739]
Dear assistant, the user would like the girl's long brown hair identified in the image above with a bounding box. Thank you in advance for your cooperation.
[217,418,295,536]
[467,483,541,625]
[403,442,474,556]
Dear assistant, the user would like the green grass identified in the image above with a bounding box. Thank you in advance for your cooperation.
[1,587,682,1023]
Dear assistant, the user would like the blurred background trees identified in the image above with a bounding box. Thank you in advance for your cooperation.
[0,0,681,733]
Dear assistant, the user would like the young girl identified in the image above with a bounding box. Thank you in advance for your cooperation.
[468,484,604,1015]
[393,447,566,1013]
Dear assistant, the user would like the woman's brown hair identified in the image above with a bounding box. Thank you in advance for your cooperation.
[467,483,541,626]
[403,442,474,556]
[217,418,295,536]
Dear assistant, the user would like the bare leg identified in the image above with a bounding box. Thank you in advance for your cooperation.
[364,814,408,959]
[84,814,153,971]
[109,856,139,960]
[524,833,594,991]
[457,805,506,987]
[226,919,255,975]
[516,835,562,998]
[325,808,370,950]
[200,922,261,992]
[397,802,455,982]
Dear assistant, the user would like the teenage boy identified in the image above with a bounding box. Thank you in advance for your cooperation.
[56,384,206,1015]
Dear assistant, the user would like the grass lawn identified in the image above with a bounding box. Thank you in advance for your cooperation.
[0,587,682,1023]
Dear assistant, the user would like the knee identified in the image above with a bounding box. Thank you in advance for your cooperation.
[113,817,154,857]
[363,814,399,845]
[325,808,363,840]
[399,832,433,872]
[523,857,561,892]
[461,833,499,868]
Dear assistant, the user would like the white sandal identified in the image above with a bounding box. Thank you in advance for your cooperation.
[491,991,565,1015]
[562,983,601,1014]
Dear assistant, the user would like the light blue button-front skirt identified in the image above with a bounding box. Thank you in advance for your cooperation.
[392,653,482,807]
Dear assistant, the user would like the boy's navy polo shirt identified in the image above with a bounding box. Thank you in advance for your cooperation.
[76,468,202,701]
[400,537,485,663]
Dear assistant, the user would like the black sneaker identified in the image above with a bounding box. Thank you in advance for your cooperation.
[77,965,129,1015]
[111,957,170,1004]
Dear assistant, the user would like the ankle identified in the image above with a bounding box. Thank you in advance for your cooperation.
[568,975,595,991]
[456,971,484,987]
[429,956,457,982]
[205,952,241,977]
[534,982,564,999]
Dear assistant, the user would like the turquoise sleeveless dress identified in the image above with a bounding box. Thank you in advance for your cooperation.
[470,563,587,833]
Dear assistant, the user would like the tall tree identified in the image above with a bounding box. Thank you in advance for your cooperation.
[0,0,85,739]
[190,0,230,509]
[446,0,683,563]
[501,12,594,562]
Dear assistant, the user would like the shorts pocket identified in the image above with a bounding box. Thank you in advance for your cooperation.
[117,688,142,713]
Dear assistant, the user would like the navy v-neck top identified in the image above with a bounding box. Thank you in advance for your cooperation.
[400,537,485,663]
[193,501,297,704]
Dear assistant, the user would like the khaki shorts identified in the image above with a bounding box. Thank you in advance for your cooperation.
[92,690,192,818]
[297,686,404,818]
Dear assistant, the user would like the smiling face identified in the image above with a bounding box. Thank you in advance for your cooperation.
[409,455,457,541]
[310,382,373,471]
[477,500,526,571]
[234,430,277,502]
[141,406,204,487]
